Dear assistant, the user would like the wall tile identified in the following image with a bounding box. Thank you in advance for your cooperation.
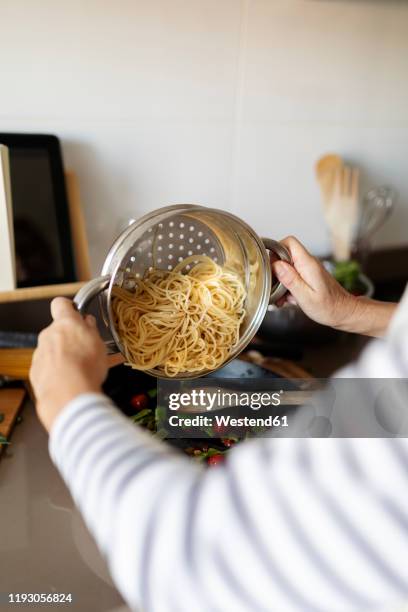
[0,0,406,270]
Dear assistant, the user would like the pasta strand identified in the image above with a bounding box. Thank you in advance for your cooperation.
[111,255,246,377]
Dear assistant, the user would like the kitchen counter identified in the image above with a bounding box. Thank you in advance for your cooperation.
[0,399,130,612]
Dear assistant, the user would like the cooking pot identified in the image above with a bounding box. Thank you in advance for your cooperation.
[74,204,291,378]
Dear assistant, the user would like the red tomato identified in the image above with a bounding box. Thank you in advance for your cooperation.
[221,438,234,448]
[213,423,228,436]
[130,393,149,411]
[207,454,225,466]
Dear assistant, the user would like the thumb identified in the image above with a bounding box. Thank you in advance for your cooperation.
[51,297,82,322]
[272,261,311,303]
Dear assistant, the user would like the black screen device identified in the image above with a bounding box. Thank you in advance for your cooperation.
[0,133,76,287]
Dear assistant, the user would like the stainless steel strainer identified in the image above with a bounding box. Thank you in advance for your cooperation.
[74,204,291,379]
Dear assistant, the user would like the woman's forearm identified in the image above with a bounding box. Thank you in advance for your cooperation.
[49,388,408,612]
[335,297,397,337]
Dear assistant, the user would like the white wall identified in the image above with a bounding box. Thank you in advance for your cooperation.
[0,0,407,272]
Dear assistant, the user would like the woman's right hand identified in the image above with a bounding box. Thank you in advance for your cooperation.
[272,236,397,337]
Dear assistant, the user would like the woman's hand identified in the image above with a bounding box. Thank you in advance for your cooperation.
[272,236,397,337]
[272,236,356,328]
[30,297,108,432]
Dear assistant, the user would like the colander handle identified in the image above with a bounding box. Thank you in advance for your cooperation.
[73,275,118,355]
[262,238,292,303]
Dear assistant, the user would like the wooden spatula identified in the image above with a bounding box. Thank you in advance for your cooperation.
[315,153,343,221]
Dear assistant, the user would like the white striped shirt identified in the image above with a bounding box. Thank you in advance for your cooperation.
[49,286,408,612]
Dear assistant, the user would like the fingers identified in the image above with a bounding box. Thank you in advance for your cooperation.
[51,299,98,333]
[279,236,315,266]
[51,297,82,322]
[272,260,312,304]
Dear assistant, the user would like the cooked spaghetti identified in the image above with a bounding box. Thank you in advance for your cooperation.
[111,255,246,376]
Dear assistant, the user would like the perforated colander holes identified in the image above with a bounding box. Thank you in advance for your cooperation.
[165,218,195,239]
[144,216,223,270]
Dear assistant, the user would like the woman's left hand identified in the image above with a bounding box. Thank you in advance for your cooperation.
[30,297,108,432]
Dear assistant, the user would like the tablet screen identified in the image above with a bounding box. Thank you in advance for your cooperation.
[0,134,76,287]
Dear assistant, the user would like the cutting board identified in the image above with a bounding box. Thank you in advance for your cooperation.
[0,387,26,451]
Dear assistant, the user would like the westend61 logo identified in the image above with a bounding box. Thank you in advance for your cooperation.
[159,378,408,439]
[168,389,283,411]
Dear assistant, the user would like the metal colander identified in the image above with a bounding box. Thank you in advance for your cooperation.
[74,204,291,379]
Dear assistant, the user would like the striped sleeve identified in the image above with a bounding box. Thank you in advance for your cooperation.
[49,288,408,612]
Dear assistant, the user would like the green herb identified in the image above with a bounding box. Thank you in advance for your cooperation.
[130,409,152,423]
[333,260,361,292]
[147,388,158,399]
[155,406,166,421]
[206,447,224,457]
[188,447,226,462]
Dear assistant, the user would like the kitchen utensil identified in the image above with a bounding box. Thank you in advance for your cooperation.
[74,204,291,379]
[315,153,343,224]
[326,165,360,261]
[355,186,396,247]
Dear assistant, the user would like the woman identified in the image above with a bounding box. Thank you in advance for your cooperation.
[30,237,407,612]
